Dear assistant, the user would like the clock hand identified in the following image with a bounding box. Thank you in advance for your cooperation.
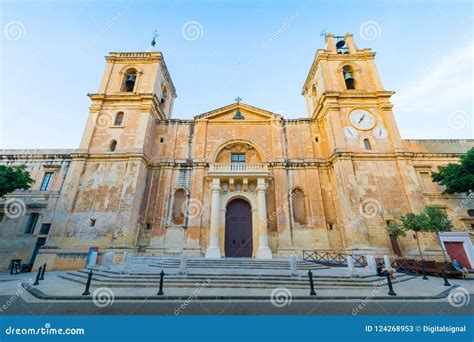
[358,114,365,124]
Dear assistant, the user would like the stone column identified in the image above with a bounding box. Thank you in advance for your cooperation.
[205,178,221,258]
[256,178,272,259]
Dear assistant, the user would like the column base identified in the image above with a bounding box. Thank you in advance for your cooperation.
[205,247,221,258]
[256,247,273,259]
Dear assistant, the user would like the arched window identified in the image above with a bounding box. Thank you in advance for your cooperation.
[160,86,168,110]
[172,189,186,225]
[342,65,355,89]
[109,140,117,152]
[363,138,371,150]
[114,112,124,126]
[122,69,137,92]
[291,188,306,225]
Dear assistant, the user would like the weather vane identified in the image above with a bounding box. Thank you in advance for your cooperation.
[234,96,242,103]
[320,29,327,38]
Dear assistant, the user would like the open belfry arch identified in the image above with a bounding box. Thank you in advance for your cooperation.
[0,34,473,271]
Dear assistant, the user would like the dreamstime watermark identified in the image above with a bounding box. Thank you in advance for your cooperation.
[181,21,204,41]
[4,198,26,219]
[5,323,85,336]
[174,279,210,315]
[270,287,293,308]
[4,21,26,41]
[352,283,384,315]
[92,287,115,308]
[448,110,470,130]
[359,21,382,41]
[447,287,470,308]
[95,113,113,129]
[0,280,33,313]
[182,198,203,219]
[359,198,382,218]
[85,11,123,49]
[262,12,300,49]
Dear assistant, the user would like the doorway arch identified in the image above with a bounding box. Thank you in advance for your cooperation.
[225,198,253,257]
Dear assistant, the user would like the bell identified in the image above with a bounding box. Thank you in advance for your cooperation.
[125,74,136,91]
[343,71,355,89]
[336,39,346,49]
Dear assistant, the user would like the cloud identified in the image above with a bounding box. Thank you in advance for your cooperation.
[392,43,473,116]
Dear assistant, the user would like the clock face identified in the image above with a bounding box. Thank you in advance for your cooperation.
[349,109,376,130]
[343,126,358,139]
[373,126,388,139]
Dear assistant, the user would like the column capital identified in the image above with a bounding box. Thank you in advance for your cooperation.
[211,177,221,191]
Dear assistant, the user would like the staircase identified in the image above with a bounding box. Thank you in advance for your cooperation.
[57,257,416,290]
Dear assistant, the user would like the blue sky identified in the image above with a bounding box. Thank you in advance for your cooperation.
[1,0,472,149]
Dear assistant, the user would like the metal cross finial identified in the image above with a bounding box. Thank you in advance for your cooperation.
[235,96,242,103]
[151,30,159,47]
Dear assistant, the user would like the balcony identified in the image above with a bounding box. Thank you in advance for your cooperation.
[208,163,270,177]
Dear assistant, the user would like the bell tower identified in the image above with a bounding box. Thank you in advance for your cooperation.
[302,33,404,154]
[79,52,177,155]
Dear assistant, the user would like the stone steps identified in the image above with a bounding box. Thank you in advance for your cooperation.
[59,269,415,289]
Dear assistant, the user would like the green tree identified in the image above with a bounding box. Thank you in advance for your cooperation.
[423,206,453,266]
[387,220,407,238]
[0,165,34,198]
[400,212,429,260]
[432,148,474,194]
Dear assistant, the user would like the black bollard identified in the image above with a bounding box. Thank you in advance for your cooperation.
[440,267,451,287]
[157,270,165,295]
[386,273,397,296]
[308,270,317,296]
[39,263,47,280]
[420,260,428,280]
[82,270,93,296]
[33,266,43,286]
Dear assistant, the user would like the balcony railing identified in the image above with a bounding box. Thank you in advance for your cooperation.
[209,163,269,175]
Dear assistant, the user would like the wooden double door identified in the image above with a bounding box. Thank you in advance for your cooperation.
[225,199,253,257]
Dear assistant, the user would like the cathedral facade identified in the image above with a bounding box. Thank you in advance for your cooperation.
[1,34,473,271]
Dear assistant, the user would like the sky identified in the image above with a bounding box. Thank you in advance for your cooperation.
[1,0,473,149]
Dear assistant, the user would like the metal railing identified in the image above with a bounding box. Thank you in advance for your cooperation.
[302,250,367,268]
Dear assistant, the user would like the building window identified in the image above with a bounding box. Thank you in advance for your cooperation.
[122,69,137,92]
[160,137,164,143]
[363,138,372,150]
[145,223,152,230]
[24,213,39,234]
[467,209,474,217]
[231,153,246,164]
[342,65,355,89]
[39,223,51,235]
[327,223,334,230]
[291,188,306,225]
[160,86,168,110]
[40,172,54,191]
[419,171,434,191]
[109,140,117,152]
[114,112,124,126]
[90,218,96,227]
[172,189,186,225]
